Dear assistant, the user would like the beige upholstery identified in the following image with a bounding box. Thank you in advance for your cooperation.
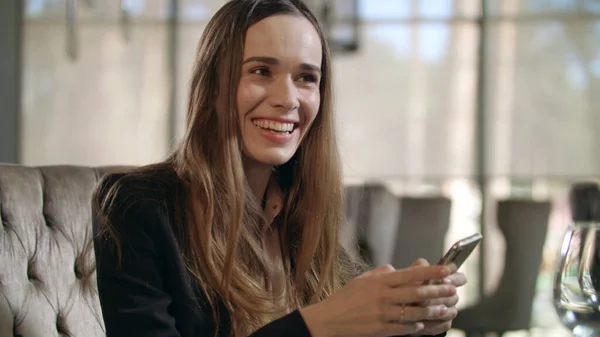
[0,165,125,337]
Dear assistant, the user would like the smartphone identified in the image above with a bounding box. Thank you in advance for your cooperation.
[423,233,481,285]
[437,233,483,270]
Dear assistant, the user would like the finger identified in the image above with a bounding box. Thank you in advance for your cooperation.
[408,259,431,286]
[383,265,452,287]
[411,258,430,267]
[384,304,450,323]
[443,272,467,287]
[358,264,395,278]
[426,268,466,286]
[420,319,455,335]
[389,284,456,305]
[381,321,425,336]
[416,294,459,307]
[418,308,458,334]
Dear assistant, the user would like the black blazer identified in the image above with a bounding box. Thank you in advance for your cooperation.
[92,167,446,337]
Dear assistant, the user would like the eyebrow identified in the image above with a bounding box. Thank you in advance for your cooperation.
[242,56,321,74]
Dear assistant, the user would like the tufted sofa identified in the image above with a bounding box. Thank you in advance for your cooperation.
[0,164,127,337]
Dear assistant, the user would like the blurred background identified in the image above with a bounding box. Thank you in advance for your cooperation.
[1,0,599,336]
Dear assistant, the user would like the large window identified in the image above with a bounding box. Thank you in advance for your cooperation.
[20,1,600,335]
[22,0,172,166]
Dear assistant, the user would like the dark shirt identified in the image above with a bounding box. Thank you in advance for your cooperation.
[92,167,446,337]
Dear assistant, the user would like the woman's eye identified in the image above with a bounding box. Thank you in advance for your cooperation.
[251,67,270,76]
[299,74,317,83]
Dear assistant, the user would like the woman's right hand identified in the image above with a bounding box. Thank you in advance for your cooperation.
[300,264,456,337]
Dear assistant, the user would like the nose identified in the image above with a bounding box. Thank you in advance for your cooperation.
[268,76,299,111]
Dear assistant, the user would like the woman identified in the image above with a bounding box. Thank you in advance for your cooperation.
[92,0,466,336]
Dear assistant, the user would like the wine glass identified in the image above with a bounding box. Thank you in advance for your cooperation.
[554,222,600,337]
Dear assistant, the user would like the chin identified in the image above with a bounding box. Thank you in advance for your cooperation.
[245,149,296,167]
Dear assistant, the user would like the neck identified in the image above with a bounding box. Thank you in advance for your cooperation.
[243,158,273,202]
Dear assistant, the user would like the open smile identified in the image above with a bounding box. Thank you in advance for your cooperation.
[252,118,299,135]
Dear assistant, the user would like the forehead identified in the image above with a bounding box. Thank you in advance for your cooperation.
[243,14,322,66]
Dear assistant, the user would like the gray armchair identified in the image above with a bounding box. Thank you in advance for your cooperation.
[0,165,123,337]
[452,199,551,336]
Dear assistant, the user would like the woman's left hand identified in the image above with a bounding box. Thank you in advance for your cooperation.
[407,258,467,336]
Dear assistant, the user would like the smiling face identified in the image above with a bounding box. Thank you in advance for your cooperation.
[237,14,323,168]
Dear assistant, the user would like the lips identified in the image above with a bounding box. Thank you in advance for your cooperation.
[250,118,299,144]
[252,118,298,134]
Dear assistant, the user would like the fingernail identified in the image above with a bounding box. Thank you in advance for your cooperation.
[441,266,452,275]
[443,278,453,285]
[438,306,448,316]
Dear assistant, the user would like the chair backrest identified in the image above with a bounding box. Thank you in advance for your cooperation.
[493,199,551,324]
[362,185,400,266]
[345,184,385,264]
[0,164,125,337]
[354,184,452,268]
[391,197,452,269]
[342,185,366,260]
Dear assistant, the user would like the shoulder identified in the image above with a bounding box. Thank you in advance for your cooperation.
[92,163,184,240]
[94,164,180,213]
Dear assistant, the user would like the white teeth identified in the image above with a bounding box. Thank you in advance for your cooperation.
[252,119,294,132]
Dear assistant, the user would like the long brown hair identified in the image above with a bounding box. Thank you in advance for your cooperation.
[96,0,364,336]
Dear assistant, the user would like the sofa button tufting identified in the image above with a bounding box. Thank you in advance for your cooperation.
[2,165,113,336]
[56,313,69,335]
[74,263,83,279]
[13,320,23,337]
[26,266,37,282]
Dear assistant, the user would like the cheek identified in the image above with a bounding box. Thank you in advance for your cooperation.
[304,91,321,124]
[236,86,250,119]
[236,82,261,118]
